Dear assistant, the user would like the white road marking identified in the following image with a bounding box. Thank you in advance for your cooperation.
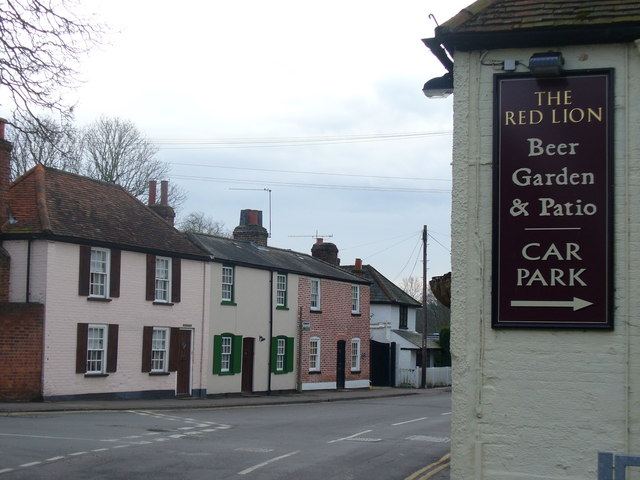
[392,417,428,426]
[19,462,41,468]
[406,435,450,443]
[68,451,87,456]
[46,456,65,462]
[91,448,109,453]
[238,451,300,475]
[0,469,14,474]
[327,430,373,444]
[441,412,452,416]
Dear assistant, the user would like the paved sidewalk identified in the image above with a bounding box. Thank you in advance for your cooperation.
[0,386,450,414]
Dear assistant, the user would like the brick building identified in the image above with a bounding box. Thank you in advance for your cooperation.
[189,221,370,394]
[0,120,210,401]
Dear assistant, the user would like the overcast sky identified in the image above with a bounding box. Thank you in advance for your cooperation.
[37,1,471,284]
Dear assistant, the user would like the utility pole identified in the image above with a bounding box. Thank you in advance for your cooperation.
[421,225,428,389]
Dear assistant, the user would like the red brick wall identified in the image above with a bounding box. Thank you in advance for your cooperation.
[0,303,44,401]
[299,277,370,387]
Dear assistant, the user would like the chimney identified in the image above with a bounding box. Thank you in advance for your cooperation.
[148,180,157,205]
[351,258,366,277]
[311,238,340,266]
[148,179,175,225]
[0,118,13,227]
[233,209,268,246]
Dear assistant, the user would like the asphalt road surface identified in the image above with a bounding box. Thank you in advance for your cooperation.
[0,391,450,479]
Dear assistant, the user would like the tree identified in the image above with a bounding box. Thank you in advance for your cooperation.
[178,211,230,237]
[399,276,422,302]
[8,113,81,179]
[81,117,166,198]
[0,0,104,129]
[8,115,186,210]
[402,276,450,335]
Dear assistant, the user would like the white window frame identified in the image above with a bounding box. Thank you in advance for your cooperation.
[276,338,286,371]
[351,285,360,314]
[276,273,287,307]
[310,279,321,310]
[155,256,171,303]
[90,247,110,298]
[220,336,232,372]
[222,265,234,302]
[351,338,361,372]
[86,324,108,374]
[309,337,320,372]
[151,327,169,372]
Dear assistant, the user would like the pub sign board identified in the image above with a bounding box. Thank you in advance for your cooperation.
[492,70,613,329]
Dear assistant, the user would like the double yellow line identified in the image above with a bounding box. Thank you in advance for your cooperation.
[405,453,451,480]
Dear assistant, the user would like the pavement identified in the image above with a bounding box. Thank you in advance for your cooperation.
[0,385,450,414]
[0,386,451,479]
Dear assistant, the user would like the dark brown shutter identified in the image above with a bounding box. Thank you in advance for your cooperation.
[146,254,156,301]
[106,324,119,373]
[78,246,91,296]
[76,323,88,373]
[141,326,153,372]
[171,257,181,303]
[168,327,180,372]
[110,249,121,298]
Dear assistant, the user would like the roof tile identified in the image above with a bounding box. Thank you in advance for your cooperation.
[3,166,206,258]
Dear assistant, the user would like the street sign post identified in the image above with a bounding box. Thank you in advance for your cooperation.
[492,70,613,328]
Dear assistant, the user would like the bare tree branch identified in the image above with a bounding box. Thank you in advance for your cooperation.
[0,0,105,129]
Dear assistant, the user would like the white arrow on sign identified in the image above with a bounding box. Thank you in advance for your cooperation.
[510,297,593,311]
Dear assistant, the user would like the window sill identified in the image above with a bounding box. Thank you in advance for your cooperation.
[220,301,237,306]
[84,373,109,378]
[310,309,322,314]
[153,301,174,306]
[149,371,170,376]
[351,312,361,317]
[351,370,361,375]
[276,306,289,311]
[87,297,112,303]
[309,370,322,375]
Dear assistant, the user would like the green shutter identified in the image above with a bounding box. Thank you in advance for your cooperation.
[232,335,243,374]
[270,337,278,374]
[285,337,294,373]
[213,335,222,374]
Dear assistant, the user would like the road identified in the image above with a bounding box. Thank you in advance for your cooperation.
[0,391,450,479]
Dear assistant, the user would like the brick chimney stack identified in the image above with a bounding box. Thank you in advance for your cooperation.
[0,118,13,227]
[311,238,340,266]
[351,258,366,277]
[233,209,268,246]
[148,179,175,225]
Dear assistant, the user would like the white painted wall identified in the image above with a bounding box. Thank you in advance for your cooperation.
[450,43,640,479]
[4,239,48,303]
[207,263,298,394]
[36,242,209,398]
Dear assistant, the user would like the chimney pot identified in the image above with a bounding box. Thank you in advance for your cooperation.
[149,180,157,205]
[160,180,169,205]
[355,258,363,270]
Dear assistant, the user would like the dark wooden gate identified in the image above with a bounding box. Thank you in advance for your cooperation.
[370,340,396,386]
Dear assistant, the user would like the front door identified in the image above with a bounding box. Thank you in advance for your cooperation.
[336,340,346,390]
[241,337,255,393]
[176,329,192,395]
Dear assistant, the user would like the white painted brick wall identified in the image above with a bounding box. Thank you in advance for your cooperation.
[40,242,209,398]
[451,44,640,480]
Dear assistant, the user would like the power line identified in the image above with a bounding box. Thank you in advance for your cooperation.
[171,174,451,193]
[168,162,451,183]
[153,131,452,149]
